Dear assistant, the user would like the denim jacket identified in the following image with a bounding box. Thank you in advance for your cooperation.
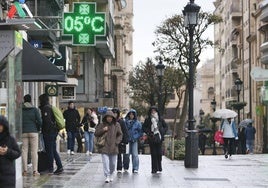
[124,109,143,143]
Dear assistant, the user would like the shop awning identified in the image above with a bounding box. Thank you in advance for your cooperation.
[22,40,67,82]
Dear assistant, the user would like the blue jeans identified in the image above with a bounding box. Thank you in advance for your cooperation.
[246,139,254,153]
[43,133,63,172]
[84,131,94,152]
[123,141,139,171]
[101,154,117,177]
[67,131,76,151]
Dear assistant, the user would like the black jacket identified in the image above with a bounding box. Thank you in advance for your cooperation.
[142,107,168,143]
[63,108,81,132]
[0,116,21,187]
[39,104,58,134]
[143,117,168,142]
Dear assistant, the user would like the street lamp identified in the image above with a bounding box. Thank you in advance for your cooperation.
[156,58,165,116]
[234,78,243,124]
[210,98,218,155]
[183,0,200,168]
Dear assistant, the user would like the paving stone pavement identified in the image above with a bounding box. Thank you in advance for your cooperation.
[20,153,268,188]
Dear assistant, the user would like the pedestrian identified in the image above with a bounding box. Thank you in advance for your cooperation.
[198,132,207,155]
[245,122,256,154]
[94,111,122,183]
[221,118,238,159]
[0,115,21,187]
[142,106,168,174]
[39,94,63,175]
[63,101,81,154]
[112,108,129,173]
[22,94,42,176]
[81,108,99,155]
[123,109,143,173]
[237,127,246,154]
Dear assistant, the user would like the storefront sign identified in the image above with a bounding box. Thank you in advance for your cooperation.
[63,2,106,46]
[45,85,58,96]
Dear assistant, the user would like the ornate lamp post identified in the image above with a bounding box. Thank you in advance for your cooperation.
[234,78,243,124]
[156,58,165,116]
[183,0,200,168]
[210,98,218,155]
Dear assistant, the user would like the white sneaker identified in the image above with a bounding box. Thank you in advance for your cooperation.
[67,150,71,155]
[89,152,93,156]
[109,174,113,182]
[117,170,122,173]
[133,170,138,173]
[105,177,110,183]
[71,151,75,155]
[86,151,89,156]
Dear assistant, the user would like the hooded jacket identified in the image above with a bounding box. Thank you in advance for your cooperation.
[94,111,122,154]
[124,109,143,143]
[245,124,256,140]
[0,116,21,187]
[22,102,42,133]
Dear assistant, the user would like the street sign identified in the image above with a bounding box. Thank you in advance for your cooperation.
[29,40,43,49]
[250,67,268,81]
[63,2,106,46]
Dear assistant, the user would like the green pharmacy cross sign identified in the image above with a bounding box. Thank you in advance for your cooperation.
[63,2,106,46]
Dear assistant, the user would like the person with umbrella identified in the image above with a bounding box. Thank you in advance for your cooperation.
[221,118,238,159]
[239,119,254,154]
[244,121,256,154]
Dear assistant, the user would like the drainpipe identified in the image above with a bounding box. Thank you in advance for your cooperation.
[248,0,252,118]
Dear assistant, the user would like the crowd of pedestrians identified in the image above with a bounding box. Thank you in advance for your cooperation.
[0,94,259,186]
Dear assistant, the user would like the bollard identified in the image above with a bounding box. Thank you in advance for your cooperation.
[184,130,199,168]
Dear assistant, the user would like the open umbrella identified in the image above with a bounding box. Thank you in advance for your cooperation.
[199,127,212,133]
[239,119,254,127]
[213,109,237,119]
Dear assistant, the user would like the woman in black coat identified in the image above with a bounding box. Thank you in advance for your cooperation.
[143,106,167,174]
[0,115,21,187]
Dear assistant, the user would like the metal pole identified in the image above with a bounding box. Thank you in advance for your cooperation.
[158,75,163,116]
[237,90,240,124]
[188,25,195,131]
[184,24,198,168]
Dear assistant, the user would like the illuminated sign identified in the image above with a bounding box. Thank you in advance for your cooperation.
[7,0,33,19]
[63,2,106,46]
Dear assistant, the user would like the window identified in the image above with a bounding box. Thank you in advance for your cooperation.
[62,86,76,100]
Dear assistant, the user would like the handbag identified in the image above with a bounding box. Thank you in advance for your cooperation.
[148,133,161,144]
[214,130,224,145]
[96,132,107,148]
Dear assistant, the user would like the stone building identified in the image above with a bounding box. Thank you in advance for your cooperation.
[213,0,268,153]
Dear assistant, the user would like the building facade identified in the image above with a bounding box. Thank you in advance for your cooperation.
[213,0,268,153]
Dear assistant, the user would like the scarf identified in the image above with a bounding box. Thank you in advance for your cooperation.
[151,113,161,140]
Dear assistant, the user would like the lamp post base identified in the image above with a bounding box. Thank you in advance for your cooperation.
[184,130,199,168]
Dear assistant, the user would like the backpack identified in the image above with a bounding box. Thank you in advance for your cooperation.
[52,106,65,130]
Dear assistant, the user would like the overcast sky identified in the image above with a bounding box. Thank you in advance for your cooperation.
[133,0,215,65]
